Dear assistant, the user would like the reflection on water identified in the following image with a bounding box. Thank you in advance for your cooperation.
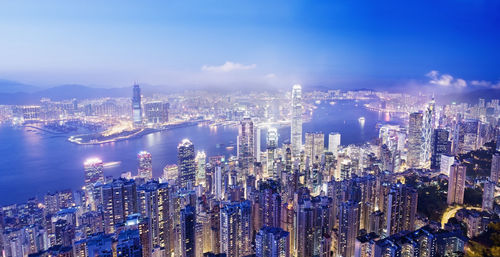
[0,100,402,205]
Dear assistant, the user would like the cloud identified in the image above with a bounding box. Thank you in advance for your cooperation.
[265,73,277,79]
[426,70,466,87]
[471,80,500,89]
[201,61,256,72]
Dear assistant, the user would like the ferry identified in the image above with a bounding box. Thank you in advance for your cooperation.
[358,117,365,123]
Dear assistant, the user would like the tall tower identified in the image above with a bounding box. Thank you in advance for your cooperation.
[431,129,451,170]
[447,164,466,205]
[132,84,143,127]
[138,151,153,180]
[328,132,341,156]
[178,139,196,189]
[408,112,424,168]
[180,205,196,257]
[291,84,303,158]
[84,158,104,210]
[255,227,290,257]
[238,118,255,175]
[491,152,500,183]
[338,201,360,257]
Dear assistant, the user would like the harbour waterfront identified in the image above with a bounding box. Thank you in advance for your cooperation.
[0,100,400,205]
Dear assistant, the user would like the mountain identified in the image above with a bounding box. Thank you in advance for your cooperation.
[0,79,40,93]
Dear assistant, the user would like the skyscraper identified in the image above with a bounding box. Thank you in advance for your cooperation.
[180,205,196,257]
[255,226,290,257]
[144,101,169,124]
[304,132,325,165]
[84,158,104,210]
[195,151,207,187]
[408,112,424,168]
[101,178,138,234]
[178,139,196,189]
[385,183,418,236]
[220,201,252,257]
[431,129,451,170]
[291,84,302,158]
[132,84,143,127]
[238,117,255,175]
[138,151,153,180]
[491,152,500,183]
[422,99,435,167]
[447,164,466,205]
[482,180,495,213]
[328,132,341,156]
[338,201,360,257]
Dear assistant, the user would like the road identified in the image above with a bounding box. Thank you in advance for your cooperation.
[441,205,482,228]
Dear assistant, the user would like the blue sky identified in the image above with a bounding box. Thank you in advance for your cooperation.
[0,0,499,90]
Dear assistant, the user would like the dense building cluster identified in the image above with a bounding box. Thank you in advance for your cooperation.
[1,85,499,257]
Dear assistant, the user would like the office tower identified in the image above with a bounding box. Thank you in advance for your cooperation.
[385,183,418,236]
[238,117,255,175]
[117,229,142,257]
[255,127,262,162]
[178,139,196,190]
[408,112,424,168]
[430,129,451,170]
[101,178,138,234]
[354,233,379,257]
[137,181,173,256]
[132,84,143,127]
[304,132,325,164]
[163,164,178,181]
[294,196,328,257]
[422,99,435,166]
[255,226,290,257]
[440,155,455,176]
[338,201,360,257]
[482,180,495,212]
[328,132,341,156]
[447,164,466,205]
[291,84,303,158]
[220,201,252,257]
[461,120,479,153]
[267,127,279,149]
[138,151,153,180]
[195,151,207,187]
[83,158,104,210]
[181,206,196,257]
[491,152,500,183]
[144,101,169,124]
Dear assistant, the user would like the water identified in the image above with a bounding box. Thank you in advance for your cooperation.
[0,100,400,205]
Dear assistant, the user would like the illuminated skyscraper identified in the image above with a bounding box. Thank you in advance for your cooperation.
[385,183,417,236]
[84,158,104,210]
[304,132,324,164]
[408,112,424,168]
[422,99,435,167]
[447,164,466,205]
[255,226,290,257]
[267,127,278,149]
[338,201,360,257]
[132,84,143,127]
[101,178,138,234]
[220,201,252,257]
[328,132,341,156]
[178,139,196,190]
[291,84,302,158]
[195,151,207,187]
[138,151,153,180]
[238,118,255,175]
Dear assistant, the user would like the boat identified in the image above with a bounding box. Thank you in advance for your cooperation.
[315,100,321,104]
[329,101,336,105]
[358,117,365,122]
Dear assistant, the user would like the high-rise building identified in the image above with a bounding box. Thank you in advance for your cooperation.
[422,99,435,167]
[291,84,303,158]
[338,201,360,257]
[238,118,255,175]
[440,155,455,176]
[220,201,252,257]
[255,226,290,257]
[447,164,466,205]
[431,129,451,170]
[84,158,104,210]
[328,132,341,156]
[101,178,138,234]
[482,180,495,213]
[408,112,424,168]
[304,132,324,164]
[138,151,153,180]
[144,101,169,124]
[178,139,196,189]
[385,183,418,236]
[491,152,500,183]
[180,206,196,257]
[267,127,279,149]
[132,84,143,127]
[195,151,207,187]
